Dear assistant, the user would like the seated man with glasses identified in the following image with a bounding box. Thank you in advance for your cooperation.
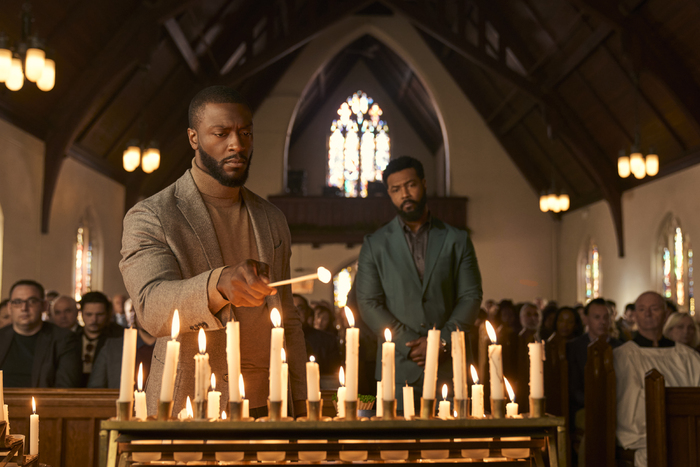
[0,280,82,387]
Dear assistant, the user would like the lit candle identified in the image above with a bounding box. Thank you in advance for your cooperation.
[403,384,415,418]
[30,397,39,456]
[382,329,395,402]
[226,321,241,402]
[438,384,450,419]
[337,367,346,418]
[376,381,383,417]
[178,396,194,420]
[505,378,518,417]
[159,310,181,402]
[344,308,359,402]
[134,363,147,420]
[208,374,221,419]
[485,321,504,400]
[222,411,227,420]
[306,356,320,402]
[239,375,250,418]
[194,328,211,403]
[118,327,137,402]
[470,365,484,418]
[422,328,441,400]
[269,309,284,402]
[451,329,466,400]
[528,341,544,399]
[281,348,289,417]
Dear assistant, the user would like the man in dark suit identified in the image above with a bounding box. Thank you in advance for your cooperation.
[0,280,81,387]
[50,295,82,332]
[356,156,483,406]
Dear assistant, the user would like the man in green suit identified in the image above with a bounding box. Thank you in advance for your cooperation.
[356,156,482,409]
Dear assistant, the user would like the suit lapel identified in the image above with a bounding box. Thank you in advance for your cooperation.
[388,218,423,290]
[422,218,447,293]
[31,325,51,387]
[174,171,224,269]
[0,327,13,368]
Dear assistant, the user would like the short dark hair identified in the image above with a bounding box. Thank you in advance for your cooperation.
[80,291,112,314]
[9,280,45,299]
[382,156,425,186]
[0,299,9,310]
[624,303,635,312]
[584,298,607,316]
[188,86,249,129]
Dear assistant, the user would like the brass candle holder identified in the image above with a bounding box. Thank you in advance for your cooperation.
[157,400,174,421]
[454,398,469,419]
[116,400,133,421]
[194,400,207,420]
[306,400,322,421]
[490,398,506,419]
[382,399,397,420]
[228,401,243,421]
[344,399,358,421]
[419,398,436,419]
[267,399,283,421]
[529,397,545,418]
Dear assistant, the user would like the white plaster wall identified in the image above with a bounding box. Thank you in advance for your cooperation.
[249,15,557,304]
[559,163,700,309]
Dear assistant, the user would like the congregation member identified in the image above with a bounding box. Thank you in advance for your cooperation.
[503,302,540,410]
[112,294,129,327]
[294,294,341,375]
[615,291,700,467]
[50,295,82,332]
[663,311,699,349]
[356,155,482,406]
[0,299,10,329]
[0,280,81,387]
[120,86,307,418]
[549,306,584,341]
[616,303,636,342]
[537,303,558,341]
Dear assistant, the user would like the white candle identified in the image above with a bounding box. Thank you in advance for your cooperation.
[422,328,441,400]
[134,363,147,420]
[269,309,284,402]
[528,341,545,399]
[344,308,359,402]
[337,367,346,418]
[451,329,466,400]
[382,329,395,402]
[376,381,383,417]
[403,384,415,418]
[438,385,450,419]
[226,321,241,402]
[159,310,181,402]
[118,328,137,402]
[0,370,4,422]
[239,375,250,418]
[505,378,518,417]
[306,356,320,402]
[485,321,504,400]
[194,329,211,403]
[2,405,8,433]
[30,397,39,456]
[281,349,289,417]
[208,374,221,419]
[470,365,484,418]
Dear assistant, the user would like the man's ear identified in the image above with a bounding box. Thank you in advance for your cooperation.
[187,128,198,151]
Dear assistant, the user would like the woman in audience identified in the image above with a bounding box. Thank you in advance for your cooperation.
[663,312,700,350]
[537,304,559,341]
[550,306,584,341]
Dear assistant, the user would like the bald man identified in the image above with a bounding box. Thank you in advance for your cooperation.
[51,296,81,332]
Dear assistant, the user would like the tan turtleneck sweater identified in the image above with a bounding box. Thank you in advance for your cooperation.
[191,159,272,409]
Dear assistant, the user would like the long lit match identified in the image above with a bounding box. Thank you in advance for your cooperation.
[268,267,331,287]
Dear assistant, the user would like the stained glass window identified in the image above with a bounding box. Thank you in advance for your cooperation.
[584,242,600,300]
[74,223,93,301]
[328,91,390,197]
[659,218,693,313]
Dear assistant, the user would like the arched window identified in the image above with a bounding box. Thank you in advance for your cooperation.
[73,220,94,301]
[658,216,694,313]
[328,90,390,197]
[584,241,601,300]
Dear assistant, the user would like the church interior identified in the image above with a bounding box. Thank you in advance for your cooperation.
[1,0,700,466]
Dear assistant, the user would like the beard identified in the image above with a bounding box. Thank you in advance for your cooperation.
[395,191,428,222]
[199,145,252,188]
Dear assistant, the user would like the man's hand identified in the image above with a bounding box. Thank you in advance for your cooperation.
[217,260,277,307]
[406,336,428,367]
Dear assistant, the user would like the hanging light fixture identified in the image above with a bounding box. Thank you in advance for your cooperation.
[0,5,56,92]
[123,140,160,173]
[618,75,658,179]
[539,189,569,213]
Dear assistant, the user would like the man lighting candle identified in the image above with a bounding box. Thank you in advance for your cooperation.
[120,86,308,418]
[356,156,482,409]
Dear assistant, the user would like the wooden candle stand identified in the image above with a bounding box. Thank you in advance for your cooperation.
[0,421,39,466]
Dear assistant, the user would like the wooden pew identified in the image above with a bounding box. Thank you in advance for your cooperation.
[5,388,118,467]
[544,333,570,466]
[645,368,700,466]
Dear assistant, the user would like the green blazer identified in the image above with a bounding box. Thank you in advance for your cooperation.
[356,216,482,387]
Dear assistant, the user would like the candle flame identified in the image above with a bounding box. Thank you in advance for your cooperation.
[339,366,345,386]
[344,307,355,328]
[198,328,206,354]
[137,363,144,391]
[384,328,392,342]
[317,267,332,283]
[186,396,193,418]
[281,348,286,363]
[239,374,246,399]
[504,377,515,403]
[32,396,36,414]
[270,308,281,327]
[485,320,497,344]
[310,355,316,363]
[470,365,479,385]
[222,410,227,420]
[211,373,216,391]
[454,410,458,418]
[442,384,448,400]
[171,310,180,339]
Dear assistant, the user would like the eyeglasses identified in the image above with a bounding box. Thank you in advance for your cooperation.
[10,297,43,308]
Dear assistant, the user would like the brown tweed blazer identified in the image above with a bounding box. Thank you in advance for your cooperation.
[120,170,307,416]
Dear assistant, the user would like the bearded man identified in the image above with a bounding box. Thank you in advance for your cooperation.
[356,156,482,409]
[120,86,307,418]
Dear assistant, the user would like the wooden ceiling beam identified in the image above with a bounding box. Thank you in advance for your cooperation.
[165,17,201,75]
